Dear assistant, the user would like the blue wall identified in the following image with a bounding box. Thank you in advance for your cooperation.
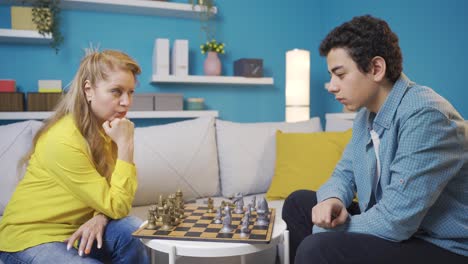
[320,0,468,116]
[1,0,467,123]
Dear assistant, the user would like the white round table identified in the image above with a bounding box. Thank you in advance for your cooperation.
[141,218,289,264]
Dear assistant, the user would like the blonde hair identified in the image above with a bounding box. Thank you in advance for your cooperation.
[24,50,141,178]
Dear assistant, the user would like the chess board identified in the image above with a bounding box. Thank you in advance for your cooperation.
[132,205,276,244]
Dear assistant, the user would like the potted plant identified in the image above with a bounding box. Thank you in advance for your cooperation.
[189,1,223,75]
[200,39,225,76]
[189,0,216,41]
[22,0,63,53]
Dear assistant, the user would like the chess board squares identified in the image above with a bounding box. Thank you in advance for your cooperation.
[178,223,194,228]
[136,228,158,236]
[216,233,234,239]
[200,232,218,238]
[168,231,187,237]
[186,215,203,220]
[194,220,211,225]
[190,212,204,216]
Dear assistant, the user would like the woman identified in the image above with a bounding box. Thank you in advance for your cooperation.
[0,50,150,263]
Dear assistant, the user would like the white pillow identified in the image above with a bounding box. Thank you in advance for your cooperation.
[0,120,43,215]
[325,113,356,131]
[133,117,219,206]
[216,118,322,197]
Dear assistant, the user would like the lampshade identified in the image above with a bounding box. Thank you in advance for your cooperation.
[285,49,310,122]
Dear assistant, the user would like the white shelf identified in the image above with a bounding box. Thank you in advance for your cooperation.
[0,111,219,120]
[0,29,52,44]
[1,0,217,19]
[152,75,275,85]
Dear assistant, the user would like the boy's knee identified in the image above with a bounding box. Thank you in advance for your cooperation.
[296,232,344,263]
[282,190,316,217]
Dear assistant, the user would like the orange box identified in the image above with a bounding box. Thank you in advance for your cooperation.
[0,80,16,92]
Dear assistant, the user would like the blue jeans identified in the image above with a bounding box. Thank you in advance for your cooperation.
[0,216,150,264]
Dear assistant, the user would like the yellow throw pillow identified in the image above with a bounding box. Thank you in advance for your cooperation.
[266,129,352,200]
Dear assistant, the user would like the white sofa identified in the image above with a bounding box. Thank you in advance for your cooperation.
[0,113,355,264]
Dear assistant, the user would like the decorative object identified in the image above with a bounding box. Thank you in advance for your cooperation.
[215,117,322,197]
[0,92,24,111]
[203,51,221,76]
[130,94,155,111]
[266,129,352,200]
[172,39,189,76]
[189,0,216,40]
[186,98,204,110]
[201,39,225,76]
[154,93,183,111]
[0,80,16,92]
[200,39,225,55]
[11,6,38,30]
[234,59,263,77]
[38,79,62,93]
[153,38,170,76]
[285,49,310,122]
[27,92,62,111]
[29,0,63,53]
[133,117,219,205]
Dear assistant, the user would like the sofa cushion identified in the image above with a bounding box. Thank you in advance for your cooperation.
[0,120,43,215]
[216,118,322,197]
[266,129,352,200]
[133,117,219,206]
[325,113,356,131]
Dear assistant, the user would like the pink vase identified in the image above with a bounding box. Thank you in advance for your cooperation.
[204,51,221,76]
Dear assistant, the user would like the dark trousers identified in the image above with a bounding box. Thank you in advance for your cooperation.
[282,190,467,264]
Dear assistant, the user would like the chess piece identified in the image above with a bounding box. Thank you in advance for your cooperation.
[250,196,256,212]
[176,189,183,201]
[232,192,243,203]
[158,194,164,207]
[224,204,232,216]
[160,204,173,231]
[255,197,270,226]
[234,197,244,214]
[146,211,157,230]
[246,203,253,215]
[243,209,251,223]
[239,217,250,238]
[214,205,223,224]
[220,210,233,233]
[207,197,214,213]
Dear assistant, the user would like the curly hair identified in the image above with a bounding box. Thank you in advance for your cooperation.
[319,15,403,83]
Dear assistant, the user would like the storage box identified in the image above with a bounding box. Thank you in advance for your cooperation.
[11,6,51,31]
[38,80,62,93]
[172,39,189,76]
[0,92,24,111]
[186,98,204,110]
[153,38,170,76]
[234,58,263,77]
[27,92,63,111]
[0,80,16,92]
[11,6,36,30]
[155,93,183,111]
[131,94,155,111]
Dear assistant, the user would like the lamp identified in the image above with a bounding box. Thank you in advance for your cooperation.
[285,49,310,122]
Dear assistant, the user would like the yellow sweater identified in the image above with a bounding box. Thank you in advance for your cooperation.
[0,115,137,252]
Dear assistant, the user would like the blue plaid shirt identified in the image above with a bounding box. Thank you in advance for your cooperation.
[314,74,468,256]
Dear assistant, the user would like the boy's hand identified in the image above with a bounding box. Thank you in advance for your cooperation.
[312,198,349,228]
